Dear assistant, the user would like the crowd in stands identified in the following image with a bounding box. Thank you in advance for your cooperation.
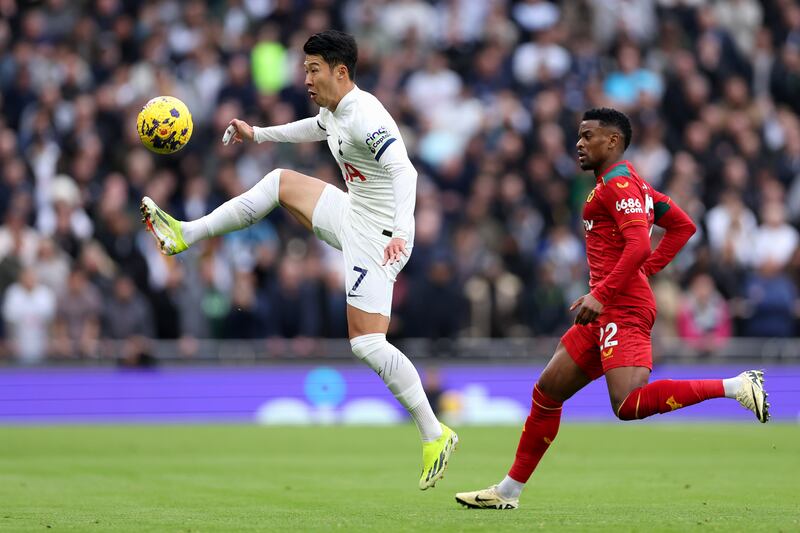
[1,0,799,363]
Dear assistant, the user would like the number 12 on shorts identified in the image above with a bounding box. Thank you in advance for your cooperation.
[348,266,367,297]
[599,323,618,358]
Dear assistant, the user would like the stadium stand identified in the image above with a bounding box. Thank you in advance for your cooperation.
[0,0,797,363]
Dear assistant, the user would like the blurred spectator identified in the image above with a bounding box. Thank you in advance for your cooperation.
[705,190,758,267]
[629,119,671,189]
[103,275,154,340]
[676,273,732,355]
[2,267,55,363]
[405,53,463,116]
[52,267,102,358]
[464,254,524,337]
[742,262,799,337]
[0,208,40,267]
[603,44,663,109]
[752,201,799,269]
[33,237,70,293]
[260,255,320,338]
[590,0,656,49]
[512,28,571,89]
[405,255,465,340]
[225,271,264,339]
[523,261,569,335]
[713,0,762,58]
[512,0,560,34]
[36,174,92,256]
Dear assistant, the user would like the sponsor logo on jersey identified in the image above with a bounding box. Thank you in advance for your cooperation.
[583,219,594,231]
[615,198,644,214]
[365,127,391,154]
[615,180,630,188]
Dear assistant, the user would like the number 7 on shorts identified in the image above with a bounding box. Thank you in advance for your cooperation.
[348,266,367,297]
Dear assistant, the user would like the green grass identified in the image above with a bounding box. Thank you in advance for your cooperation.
[0,424,798,532]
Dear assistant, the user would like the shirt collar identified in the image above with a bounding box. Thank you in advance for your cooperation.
[597,160,629,185]
[333,85,359,117]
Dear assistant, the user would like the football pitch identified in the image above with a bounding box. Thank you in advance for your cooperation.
[1,424,797,532]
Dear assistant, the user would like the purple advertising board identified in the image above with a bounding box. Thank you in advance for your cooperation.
[0,365,797,424]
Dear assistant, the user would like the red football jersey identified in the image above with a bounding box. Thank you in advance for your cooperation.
[581,160,672,309]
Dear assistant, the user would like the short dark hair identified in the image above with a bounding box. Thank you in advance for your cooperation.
[582,108,632,149]
[303,30,358,80]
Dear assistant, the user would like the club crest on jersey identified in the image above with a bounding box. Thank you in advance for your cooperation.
[365,127,390,154]
[615,198,643,214]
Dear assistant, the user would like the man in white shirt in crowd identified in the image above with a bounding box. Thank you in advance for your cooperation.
[141,30,457,490]
[3,267,55,364]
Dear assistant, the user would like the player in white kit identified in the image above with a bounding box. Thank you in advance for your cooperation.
[140,30,457,490]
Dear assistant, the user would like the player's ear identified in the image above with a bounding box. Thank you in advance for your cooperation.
[336,64,347,80]
[608,131,620,151]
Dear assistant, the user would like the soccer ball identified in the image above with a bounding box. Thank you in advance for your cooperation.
[136,96,193,154]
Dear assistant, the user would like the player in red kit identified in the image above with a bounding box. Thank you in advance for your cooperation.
[455,108,769,510]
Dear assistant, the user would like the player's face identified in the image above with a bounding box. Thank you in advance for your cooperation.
[576,120,619,171]
[303,56,333,107]
[304,55,336,107]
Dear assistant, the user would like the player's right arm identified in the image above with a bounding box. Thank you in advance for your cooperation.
[223,116,327,145]
[641,189,696,276]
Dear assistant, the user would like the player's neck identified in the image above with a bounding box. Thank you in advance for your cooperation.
[594,155,626,178]
[327,81,356,112]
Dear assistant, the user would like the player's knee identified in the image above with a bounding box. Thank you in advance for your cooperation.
[534,374,572,404]
[613,390,641,421]
[350,333,388,372]
[534,379,559,402]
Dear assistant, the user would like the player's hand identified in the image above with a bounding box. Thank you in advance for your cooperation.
[570,293,604,325]
[222,119,254,145]
[382,238,409,266]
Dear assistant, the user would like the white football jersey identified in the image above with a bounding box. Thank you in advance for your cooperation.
[316,87,416,243]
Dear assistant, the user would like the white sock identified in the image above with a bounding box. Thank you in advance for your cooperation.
[181,168,282,246]
[722,376,742,399]
[497,475,524,499]
[350,334,443,442]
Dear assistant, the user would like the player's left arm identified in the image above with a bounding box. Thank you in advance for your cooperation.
[573,177,652,325]
[360,114,417,265]
[641,189,697,276]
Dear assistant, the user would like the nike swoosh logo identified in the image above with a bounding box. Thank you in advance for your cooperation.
[474,495,494,503]
[347,292,362,298]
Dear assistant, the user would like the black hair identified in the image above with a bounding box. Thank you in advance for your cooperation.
[582,107,632,150]
[303,30,358,81]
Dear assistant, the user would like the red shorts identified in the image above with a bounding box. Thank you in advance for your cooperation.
[561,306,656,381]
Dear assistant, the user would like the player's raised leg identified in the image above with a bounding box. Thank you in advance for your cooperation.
[455,343,591,509]
[607,367,769,423]
[141,169,324,255]
[347,306,457,490]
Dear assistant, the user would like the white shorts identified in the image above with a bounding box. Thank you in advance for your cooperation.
[311,184,410,317]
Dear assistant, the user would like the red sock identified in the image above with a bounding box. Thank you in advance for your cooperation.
[617,379,724,420]
[508,384,562,483]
